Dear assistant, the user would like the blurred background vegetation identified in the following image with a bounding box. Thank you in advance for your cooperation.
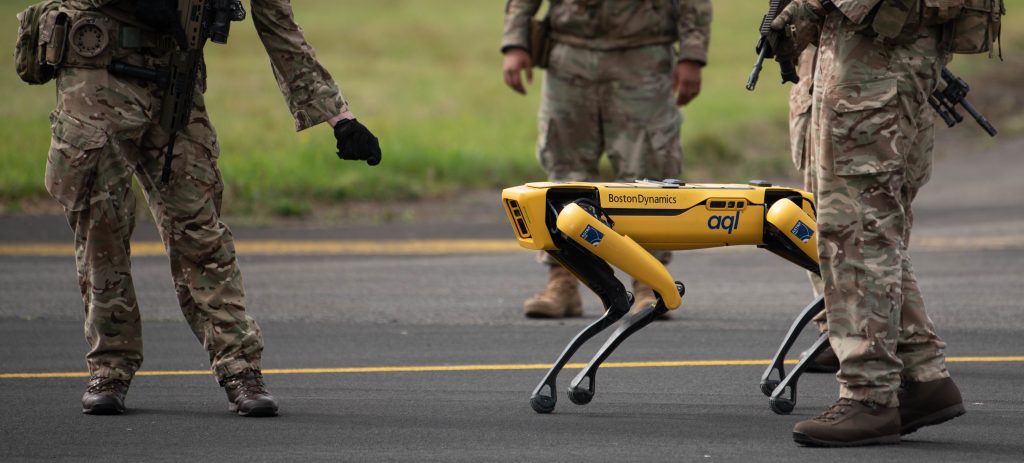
[1,0,1021,218]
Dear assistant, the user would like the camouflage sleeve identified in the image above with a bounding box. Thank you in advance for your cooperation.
[831,0,885,24]
[677,0,712,65]
[500,0,543,53]
[61,0,120,9]
[250,0,348,132]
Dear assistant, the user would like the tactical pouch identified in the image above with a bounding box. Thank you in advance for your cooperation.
[14,0,63,85]
[529,15,553,69]
[947,0,1005,55]
[63,11,118,69]
[920,0,966,26]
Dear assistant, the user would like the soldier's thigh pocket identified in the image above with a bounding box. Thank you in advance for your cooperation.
[45,111,107,211]
[826,78,905,176]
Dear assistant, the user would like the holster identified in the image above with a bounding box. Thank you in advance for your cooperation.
[529,15,553,69]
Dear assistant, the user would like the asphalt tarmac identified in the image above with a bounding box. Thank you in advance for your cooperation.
[1,137,1023,462]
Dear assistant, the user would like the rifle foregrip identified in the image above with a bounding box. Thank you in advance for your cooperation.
[779,59,799,85]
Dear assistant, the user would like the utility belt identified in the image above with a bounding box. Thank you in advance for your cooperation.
[549,31,677,51]
[16,1,174,85]
[867,0,1004,55]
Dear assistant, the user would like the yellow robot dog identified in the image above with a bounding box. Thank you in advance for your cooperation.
[502,179,830,415]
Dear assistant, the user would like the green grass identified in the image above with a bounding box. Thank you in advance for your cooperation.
[1,0,1021,217]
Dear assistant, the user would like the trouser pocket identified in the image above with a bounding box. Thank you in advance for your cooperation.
[45,110,107,211]
[826,77,904,176]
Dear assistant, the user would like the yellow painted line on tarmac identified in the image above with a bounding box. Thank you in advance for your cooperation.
[0,240,522,257]
[1,235,1022,257]
[2,356,1022,380]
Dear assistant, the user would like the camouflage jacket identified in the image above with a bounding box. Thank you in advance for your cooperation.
[501,0,712,64]
[60,0,346,131]
[832,0,884,24]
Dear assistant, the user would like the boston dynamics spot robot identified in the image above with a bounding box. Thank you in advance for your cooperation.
[502,179,830,415]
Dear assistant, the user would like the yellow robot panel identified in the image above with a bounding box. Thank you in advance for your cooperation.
[594,184,767,250]
[502,185,556,250]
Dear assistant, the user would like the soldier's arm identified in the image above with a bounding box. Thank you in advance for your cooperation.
[61,0,121,9]
[677,0,712,65]
[830,0,884,24]
[250,0,350,131]
[501,0,544,53]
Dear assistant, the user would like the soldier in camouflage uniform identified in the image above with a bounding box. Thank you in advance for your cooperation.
[45,0,381,416]
[501,0,712,318]
[773,0,964,446]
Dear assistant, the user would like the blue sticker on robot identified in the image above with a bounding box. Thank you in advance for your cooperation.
[791,220,814,243]
[581,225,604,246]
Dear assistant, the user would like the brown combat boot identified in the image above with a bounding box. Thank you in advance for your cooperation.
[793,398,901,447]
[630,279,670,320]
[82,376,130,415]
[523,265,582,318]
[898,377,965,435]
[222,369,279,417]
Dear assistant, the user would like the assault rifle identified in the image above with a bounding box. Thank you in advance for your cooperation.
[746,0,799,91]
[929,68,998,137]
[109,0,246,182]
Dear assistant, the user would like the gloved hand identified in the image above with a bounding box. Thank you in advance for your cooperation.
[334,119,382,166]
[135,0,180,32]
[771,0,827,57]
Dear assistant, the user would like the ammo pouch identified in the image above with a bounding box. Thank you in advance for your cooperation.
[871,0,1005,54]
[14,0,63,85]
[529,14,553,69]
[945,0,1005,55]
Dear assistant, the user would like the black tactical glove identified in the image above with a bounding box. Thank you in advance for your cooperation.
[334,119,382,166]
[135,0,180,32]
[771,0,827,57]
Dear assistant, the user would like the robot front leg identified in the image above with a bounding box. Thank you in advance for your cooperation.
[529,201,682,413]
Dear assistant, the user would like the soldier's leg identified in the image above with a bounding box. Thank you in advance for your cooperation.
[538,43,603,182]
[46,69,151,381]
[135,93,263,380]
[600,45,681,312]
[893,48,949,382]
[525,44,604,318]
[814,19,920,407]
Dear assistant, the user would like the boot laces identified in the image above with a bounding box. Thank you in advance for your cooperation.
[814,398,856,422]
[86,377,129,394]
[225,370,268,397]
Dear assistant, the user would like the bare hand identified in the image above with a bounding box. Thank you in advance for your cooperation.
[673,61,702,106]
[502,48,533,95]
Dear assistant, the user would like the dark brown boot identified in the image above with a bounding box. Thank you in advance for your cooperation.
[523,265,582,318]
[629,279,670,320]
[82,376,130,415]
[222,369,279,417]
[898,377,965,436]
[793,398,901,447]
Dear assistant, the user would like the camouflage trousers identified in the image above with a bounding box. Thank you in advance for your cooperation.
[812,17,950,407]
[45,67,263,382]
[538,42,683,265]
